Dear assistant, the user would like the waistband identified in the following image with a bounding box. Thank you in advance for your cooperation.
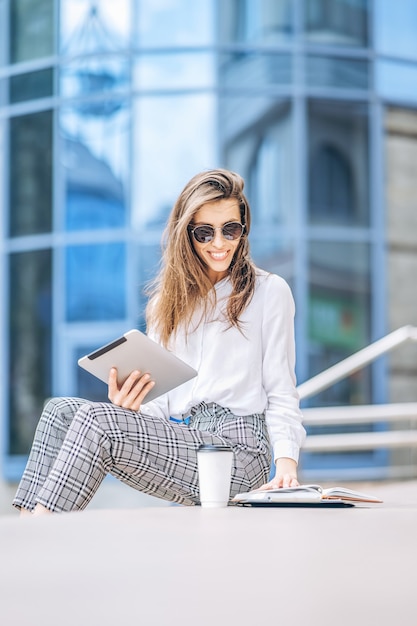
[189,401,217,417]
[167,402,222,425]
[181,401,265,424]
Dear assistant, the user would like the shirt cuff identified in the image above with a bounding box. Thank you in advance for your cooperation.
[273,440,301,464]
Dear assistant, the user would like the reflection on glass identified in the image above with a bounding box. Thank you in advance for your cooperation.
[9,249,52,455]
[376,60,417,104]
[9,0,54,63]
[136,0,213,47]
[136,242,164,331]
[308,240,370,407]
[308,100,369,226]
[132,94,216,229]
[375,0,417,59]
[219,0,293,44]
[60,0,130,54]
[60,105,129,230]
[306,55,369,90]
[220,53,292,89]
[305,0,368,47]
[60,2,130,111]
[9,68,54,103]
[66,243,126,321]
[62,135,127,230]
[9,110,53,236]
[60,55,129,109]
[249,104,294,229]
[134,52,215,91]
[219,98,294,229]
[251,238,295,289]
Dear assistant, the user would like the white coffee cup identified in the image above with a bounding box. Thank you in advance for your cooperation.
[197,444,234,508]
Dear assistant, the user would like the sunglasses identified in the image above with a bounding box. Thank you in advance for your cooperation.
[188,222,245,244]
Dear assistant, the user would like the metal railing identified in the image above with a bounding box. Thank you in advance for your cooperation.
[297,325,417,401]
[297,326,417,479]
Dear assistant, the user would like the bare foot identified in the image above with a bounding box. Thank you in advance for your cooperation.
[32,504,53,516]
[19,507,33,517]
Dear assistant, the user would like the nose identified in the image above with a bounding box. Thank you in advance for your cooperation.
[211,228,225,248]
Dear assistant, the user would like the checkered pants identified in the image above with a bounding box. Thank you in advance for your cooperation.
[13,398,271,512]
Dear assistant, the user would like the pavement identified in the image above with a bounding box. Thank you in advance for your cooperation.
[1,480,416,626]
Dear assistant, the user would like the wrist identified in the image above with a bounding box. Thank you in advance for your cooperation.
[275,457,297,473]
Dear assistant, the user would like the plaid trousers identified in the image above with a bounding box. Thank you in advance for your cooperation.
[13,398,271,512]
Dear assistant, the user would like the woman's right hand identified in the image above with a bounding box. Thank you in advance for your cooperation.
[108,367,155,411]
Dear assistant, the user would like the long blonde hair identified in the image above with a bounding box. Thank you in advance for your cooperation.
[146,169,256,345]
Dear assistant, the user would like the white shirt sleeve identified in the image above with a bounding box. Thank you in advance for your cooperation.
[261,275,306,463]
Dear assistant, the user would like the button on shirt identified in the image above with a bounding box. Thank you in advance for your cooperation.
[145,269,306,464]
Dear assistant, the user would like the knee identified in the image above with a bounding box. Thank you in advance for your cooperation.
[40,397,85,428]
[71,401,108,425]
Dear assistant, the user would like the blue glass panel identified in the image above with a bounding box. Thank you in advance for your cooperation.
[308,100,369,227]
[60,0,131,55]
[376,59,417,105]
[132,94,216,230]
[60,55,130,104]
[9,68,54,103]
[134,52,215,90]
[220,53,292,89]
[306,55,369,90]
[9,249,52,454]
[60,106,128,230]
[9,110,53,236]
[218,97,295,229]
[10,0,54,63]
[301,239,381,477]
[60,1,131,112]
[219,0,294,44]
[305,0,369,47]
[136,242,164,331]
[251,238,295,288]
[66,243,126,321]
[307,240,371,407]
[137,0,213,47]
[375,0,417,60]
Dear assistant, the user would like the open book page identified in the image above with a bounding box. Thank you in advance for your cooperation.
[318,486,383,503]
[232,485,383,504]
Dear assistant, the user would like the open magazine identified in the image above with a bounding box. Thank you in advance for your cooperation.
[232,484,383,505]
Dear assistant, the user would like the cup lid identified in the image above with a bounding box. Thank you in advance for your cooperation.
[198,444,231,452]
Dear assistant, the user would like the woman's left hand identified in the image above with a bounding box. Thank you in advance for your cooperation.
[258,457,299,490]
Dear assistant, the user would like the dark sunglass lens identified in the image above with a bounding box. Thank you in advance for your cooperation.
[222,223,243,240]
[193,225,215,243]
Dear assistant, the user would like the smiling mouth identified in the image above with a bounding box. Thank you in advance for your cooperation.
[208,251,229,261]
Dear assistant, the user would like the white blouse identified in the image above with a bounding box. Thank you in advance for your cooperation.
[145,268,306,464]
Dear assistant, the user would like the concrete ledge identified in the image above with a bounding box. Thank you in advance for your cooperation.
[1,480,416,626]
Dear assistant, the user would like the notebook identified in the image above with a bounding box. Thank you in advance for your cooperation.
[232,484,382,507]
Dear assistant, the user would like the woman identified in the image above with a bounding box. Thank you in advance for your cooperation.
[13,168,305,515]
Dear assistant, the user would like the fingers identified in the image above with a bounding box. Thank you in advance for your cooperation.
[108,367,119,396]
[258,474,300,491]
[108,368,155,411]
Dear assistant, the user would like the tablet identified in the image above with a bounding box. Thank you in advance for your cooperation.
[78,329,198,403]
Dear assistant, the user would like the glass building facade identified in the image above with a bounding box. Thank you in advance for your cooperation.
[1,0,417,481]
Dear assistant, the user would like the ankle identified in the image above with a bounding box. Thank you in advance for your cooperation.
[32,504,53,516]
